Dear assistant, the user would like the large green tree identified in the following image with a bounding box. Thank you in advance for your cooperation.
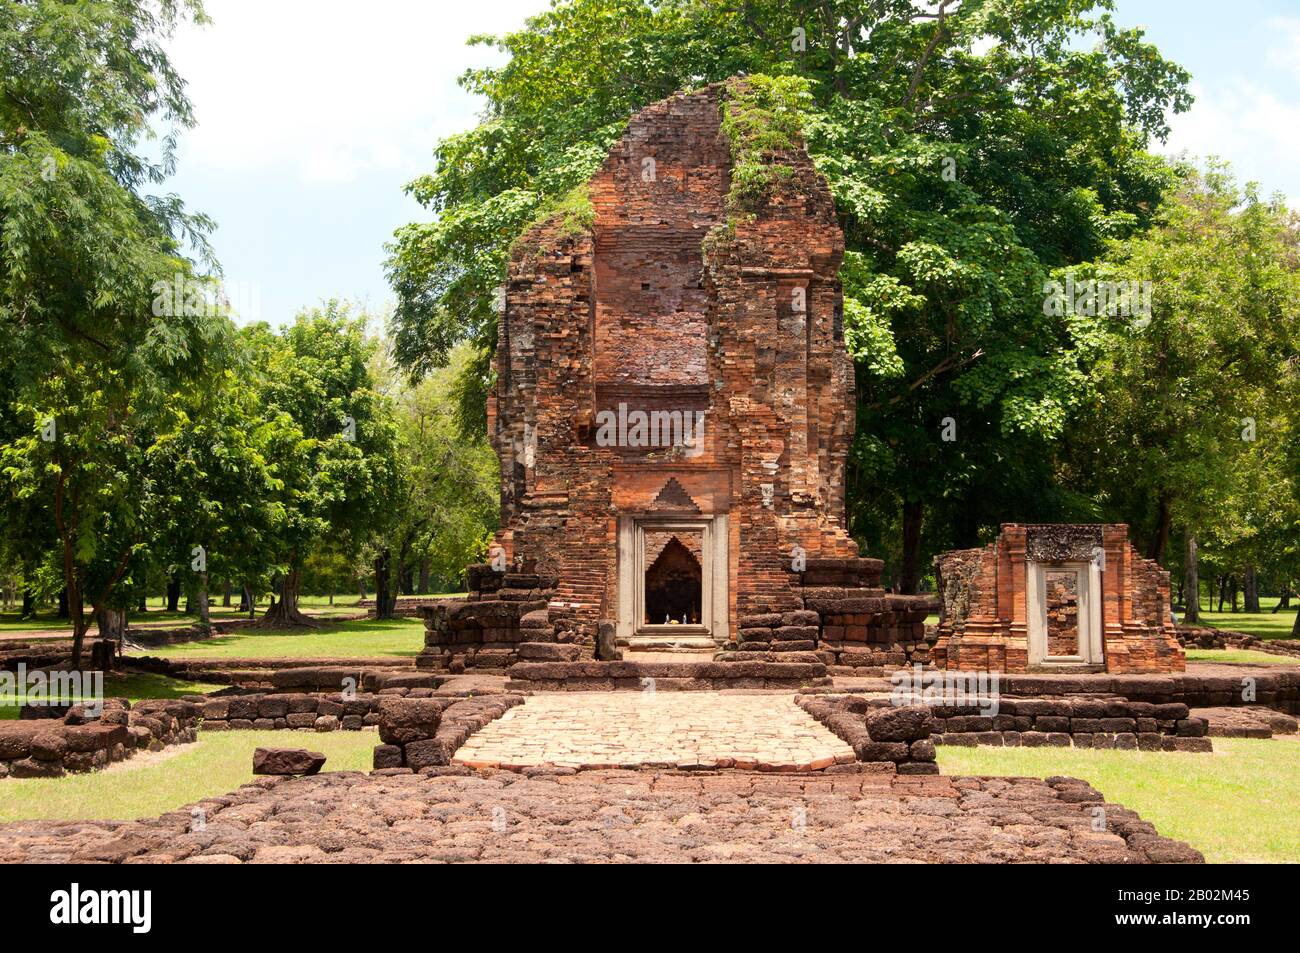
[0,0,233,664]
[387,0,1191,588]
[243,304,402,626]
[1064,169,1300,621]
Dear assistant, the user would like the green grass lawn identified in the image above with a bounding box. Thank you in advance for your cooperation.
[0,730,377,823]
[0,671,221,720]
[1188,596,1298,641]
[938,737,1299,863]
[1186,648,1300,666]
[138,616,426,659]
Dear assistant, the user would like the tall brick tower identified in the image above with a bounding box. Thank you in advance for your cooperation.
[418,80,932,673]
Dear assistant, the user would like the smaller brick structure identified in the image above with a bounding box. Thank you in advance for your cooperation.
[933,524,1185,674]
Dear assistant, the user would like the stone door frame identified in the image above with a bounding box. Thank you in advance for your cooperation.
[617,513,729,646]
[1026,559,1103,667]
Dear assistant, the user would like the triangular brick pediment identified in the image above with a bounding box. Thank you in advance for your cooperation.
[650,477,701,512]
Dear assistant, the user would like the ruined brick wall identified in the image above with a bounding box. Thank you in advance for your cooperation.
[932,524,1185,674]
[468,79,867,665]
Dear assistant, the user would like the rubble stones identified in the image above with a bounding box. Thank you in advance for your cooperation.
[0,770,1203,864]
[252,748,326,776]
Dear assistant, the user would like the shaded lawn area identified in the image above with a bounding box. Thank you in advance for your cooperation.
[0,671,221,720]
[0,730,376,823]
[1189,596,1298,641]
[938,737,1299,863]
[1186,648,1300,666]
[137,616,426,660]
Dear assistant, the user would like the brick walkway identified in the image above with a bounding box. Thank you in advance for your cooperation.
[453,692,856,771]
[0,769,1203,863]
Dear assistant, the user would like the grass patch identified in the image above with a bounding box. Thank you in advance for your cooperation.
[1189,597,1298,641]
[1186,648,1299,666]
[937,737,1299,863]
[0,593,369,635]
[720,74,810,212]
[140,616,426,659]
[0,730,377,823]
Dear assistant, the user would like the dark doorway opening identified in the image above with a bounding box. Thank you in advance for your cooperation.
[644,533,702,625]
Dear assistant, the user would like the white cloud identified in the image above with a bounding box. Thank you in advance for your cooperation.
[1163,77,1300,203]
[1265,16,1300,82]
[167,0,545,184]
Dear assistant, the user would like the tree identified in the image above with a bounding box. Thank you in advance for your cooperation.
[386,0,1192,585]
[0,0,229,666]
[146,366,289,629]
[244,304,402,627]
[366,342,497,617]
[1064,167,1300,619]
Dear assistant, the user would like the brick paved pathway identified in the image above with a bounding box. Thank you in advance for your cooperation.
[452,692,855,771]
[0,769,1203,863]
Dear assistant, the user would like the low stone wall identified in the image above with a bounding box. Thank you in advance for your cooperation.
[198,681,494,731]
[372,695,524,770]
[727,559,936,674]
[124,657,420,691]
[925,696,1212,751]
[1176,625,1300,660]
[1190,705,1298,738]
[0,698,199,778]
[416,567,562,673]
[795,695,938,773]
[200,691,386,731]
[975,669,1300,715]
[506,659,832,691]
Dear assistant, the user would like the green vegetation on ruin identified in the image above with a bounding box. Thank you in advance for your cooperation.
[719,74,809,213]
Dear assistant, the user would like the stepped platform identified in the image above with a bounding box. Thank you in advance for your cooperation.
[506,659,831,691]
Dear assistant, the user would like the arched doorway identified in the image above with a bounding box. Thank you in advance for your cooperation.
[643,534,702,625]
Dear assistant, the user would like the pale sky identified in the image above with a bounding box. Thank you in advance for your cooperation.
[153,0,1300,326]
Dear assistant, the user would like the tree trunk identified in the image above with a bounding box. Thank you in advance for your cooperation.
[1292,605,1300,639]
[222,578,233,607]
[1184,535,1200,624]
[1147,494,1172,564]
[899,500,924,595]
[259,561,318,627]
[374,549,394,620]
[400,564,415,596]
[1274,589,1292,612]
[137,592,146,612]
[95,606,127,640]
[1229,576,1239,613]
[358,575,367,600]
[241,584,256,620]
[57,587,69,619]
[1216,576,1227,612]
[197,571,211,628]
[20,588,34,620]
[166,572,181,612]
[1243,566,1260,613]
[418,558,430,595]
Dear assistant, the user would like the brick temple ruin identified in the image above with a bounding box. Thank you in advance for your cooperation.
[419,81,931,674]
[933,524,1186,674]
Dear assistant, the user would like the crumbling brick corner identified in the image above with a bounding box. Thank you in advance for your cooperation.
[932,523,1185,675]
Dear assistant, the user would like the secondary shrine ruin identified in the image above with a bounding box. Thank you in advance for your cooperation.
[933,524,1186,674]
